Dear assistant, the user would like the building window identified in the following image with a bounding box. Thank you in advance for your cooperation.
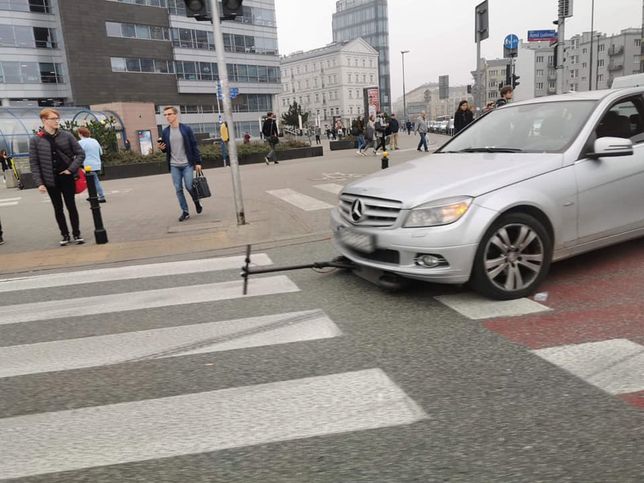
[636,39,641,47]
[0,60,63,83]
[536,69,544,76]
[536,55,544,63]
[106,21,170,41]
[110,57,174,74]
[109,0,167,6]
[0,24,57,49]
[537,82,544,89]
[598,59,604,67]
[0,0,51,13]
[598,44,605,52]
[582,48,587,54]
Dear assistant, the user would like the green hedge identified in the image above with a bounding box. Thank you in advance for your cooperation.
[103,139,309,166]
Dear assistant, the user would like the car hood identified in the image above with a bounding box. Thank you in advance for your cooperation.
[343,153,564,208]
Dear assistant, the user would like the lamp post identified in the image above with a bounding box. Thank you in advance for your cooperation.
[589,0,595,90]
[401,50,410,122]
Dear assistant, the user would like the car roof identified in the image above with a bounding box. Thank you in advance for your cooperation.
[510,87,644,107]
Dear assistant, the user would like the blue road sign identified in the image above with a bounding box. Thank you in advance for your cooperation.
[504,34,519,50]
[217,83,239,99]
[527,30,557,42]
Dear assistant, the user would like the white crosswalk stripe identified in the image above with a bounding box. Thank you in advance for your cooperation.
[0,254,273,293]
[0,310,340,378]
[267,188,334,210]
[314,183,344,195]
[1,369,426,480]
[0,275,299,326]
[0,253,427,479]
[0,196,20,208]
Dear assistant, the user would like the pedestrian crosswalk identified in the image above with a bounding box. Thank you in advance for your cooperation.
[0,253,427,479]
[0,196,20,208]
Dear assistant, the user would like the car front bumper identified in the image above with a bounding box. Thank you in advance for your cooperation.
[330,207,486,284]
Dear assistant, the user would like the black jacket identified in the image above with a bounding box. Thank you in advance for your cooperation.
[454,110,474,133]
[388,118,400,133]
[29,130,85,188]
[262,118,278,138]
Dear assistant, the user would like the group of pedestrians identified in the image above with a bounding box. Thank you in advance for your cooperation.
[352,112,402,156]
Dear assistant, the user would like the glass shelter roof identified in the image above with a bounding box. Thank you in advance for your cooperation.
[0,107,124,157]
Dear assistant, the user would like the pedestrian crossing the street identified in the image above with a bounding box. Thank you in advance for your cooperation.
[0,253,427,479]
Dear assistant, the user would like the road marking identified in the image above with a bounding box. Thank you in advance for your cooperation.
[0,197,21,202]
[0,369,426,479]
[0,310,340,378]
[0,254,272,293]
[435,293,550,320]
[0,275,299,326]
[267,188,334,211]
[0,201,18,207]
[533,338,644,395]
[314,183,343,195]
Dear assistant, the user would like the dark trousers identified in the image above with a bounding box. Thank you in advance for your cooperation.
[375,135,387,152]
[46,173,80,237]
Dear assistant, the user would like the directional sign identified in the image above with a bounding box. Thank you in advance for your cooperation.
[504,34,519,50]
[217,86,239,100]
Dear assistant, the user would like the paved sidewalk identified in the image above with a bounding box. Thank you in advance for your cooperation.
[0,133,449,275]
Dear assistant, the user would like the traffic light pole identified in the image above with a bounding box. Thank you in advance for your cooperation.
[208,0,246,225]
[556,15,565,94]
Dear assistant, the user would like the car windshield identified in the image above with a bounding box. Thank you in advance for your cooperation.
[439,100,598,153]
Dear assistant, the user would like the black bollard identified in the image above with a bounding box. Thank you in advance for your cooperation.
[85,168,108,244]
[381,151,389,169]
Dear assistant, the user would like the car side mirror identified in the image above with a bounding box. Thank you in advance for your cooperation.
[587,137,634,159]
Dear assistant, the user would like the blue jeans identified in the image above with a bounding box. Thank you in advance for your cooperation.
[417,132,428,151]
[93,171,105,200]
[356,134,365,151]
[220,140,229,165]
[170,165,194,213]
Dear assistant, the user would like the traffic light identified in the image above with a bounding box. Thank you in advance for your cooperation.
[183,0,208,20]
[183,0,243,21]
[505,64,511,87]
[466,84,472,94]
[222,0,244,19]
[512,74,521,88]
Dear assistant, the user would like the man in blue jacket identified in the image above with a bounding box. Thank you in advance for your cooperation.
[158,106,203,221]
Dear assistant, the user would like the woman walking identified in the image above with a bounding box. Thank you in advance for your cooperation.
[454,100,474,135]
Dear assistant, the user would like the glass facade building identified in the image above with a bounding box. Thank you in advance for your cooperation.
[332,0,390,113]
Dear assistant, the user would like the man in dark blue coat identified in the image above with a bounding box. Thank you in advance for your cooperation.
[158,106,204,221]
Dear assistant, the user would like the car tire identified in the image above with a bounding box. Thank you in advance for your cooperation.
[470,212,552,300]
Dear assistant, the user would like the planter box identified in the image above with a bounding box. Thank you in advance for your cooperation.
[329,139,356,151]
[101,146,323,180]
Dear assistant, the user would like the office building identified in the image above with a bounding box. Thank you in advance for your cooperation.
[0,0,281,143]
[277,38,378,127]
[332,0,390,113]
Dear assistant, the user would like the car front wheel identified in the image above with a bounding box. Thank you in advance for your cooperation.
[470,213,552,300]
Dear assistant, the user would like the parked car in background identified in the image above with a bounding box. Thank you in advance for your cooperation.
[331,88,644,299]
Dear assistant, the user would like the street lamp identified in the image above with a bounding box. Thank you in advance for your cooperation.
[401,50,410,121]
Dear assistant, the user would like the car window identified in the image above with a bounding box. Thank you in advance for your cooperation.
[595,97,644,143]
[439,100,597,154]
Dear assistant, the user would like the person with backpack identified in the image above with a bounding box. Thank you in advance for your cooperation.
[352,116,365,155]
[29,108,86,246]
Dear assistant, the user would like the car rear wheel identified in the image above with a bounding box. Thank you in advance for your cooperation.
[470,213,552,300]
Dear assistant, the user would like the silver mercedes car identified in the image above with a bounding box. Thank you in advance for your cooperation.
[331,87,644,299]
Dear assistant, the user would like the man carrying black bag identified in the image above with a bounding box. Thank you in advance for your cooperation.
[158,106,204,222]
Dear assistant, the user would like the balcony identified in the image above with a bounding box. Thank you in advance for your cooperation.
[608,62,624,72]
[608,45,624,56]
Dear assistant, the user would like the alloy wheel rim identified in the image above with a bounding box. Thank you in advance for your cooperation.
[483,223,544,292]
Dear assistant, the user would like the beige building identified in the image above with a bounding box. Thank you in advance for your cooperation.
[277,38,379,127]
[393,82,473,121]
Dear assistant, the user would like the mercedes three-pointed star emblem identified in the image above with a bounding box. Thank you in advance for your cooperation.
[351,199,364,222]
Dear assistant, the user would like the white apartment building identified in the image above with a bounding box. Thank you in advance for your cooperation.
[277,38,379,126]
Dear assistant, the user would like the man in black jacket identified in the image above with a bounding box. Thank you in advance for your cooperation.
[261,112,279,165]
[388,113,400,150]
[29,108,86,246]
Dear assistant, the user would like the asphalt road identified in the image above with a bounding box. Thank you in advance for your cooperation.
[0,238,643,482]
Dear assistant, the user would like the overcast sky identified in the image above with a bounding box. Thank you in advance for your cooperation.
[275,0,643,102]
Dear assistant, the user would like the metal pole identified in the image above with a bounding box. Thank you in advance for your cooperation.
[208,0,245,225]
[589,0,595,90]
[476,39,483,114]
[401,50,409,121]
[557,16,566,94]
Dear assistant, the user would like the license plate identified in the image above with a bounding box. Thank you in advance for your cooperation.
[336,227,375,253]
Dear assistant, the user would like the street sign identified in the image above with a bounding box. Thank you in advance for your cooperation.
[528,30,557,42]
[504,34,519,50]
[217,85,239,100]
[475,1,489,42]
[438,75,449,100]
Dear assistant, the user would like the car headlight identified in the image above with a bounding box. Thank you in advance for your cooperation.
[403,196,473,227]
